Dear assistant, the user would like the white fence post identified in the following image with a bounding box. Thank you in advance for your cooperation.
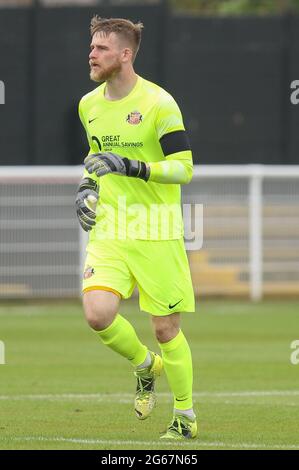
[79,228,88,295]
[0,341,5,364]
[249,167,263,301]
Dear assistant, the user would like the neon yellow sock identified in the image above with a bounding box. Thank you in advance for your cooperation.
[159,329,193,410]
[95,314,148,367]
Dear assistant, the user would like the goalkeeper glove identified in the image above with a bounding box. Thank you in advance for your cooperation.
[84,152,150,181]
[75,177,99,232]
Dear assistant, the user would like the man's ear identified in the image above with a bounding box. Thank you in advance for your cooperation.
[122,48,133,63]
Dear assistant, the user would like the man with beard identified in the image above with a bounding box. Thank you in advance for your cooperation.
[76,16,197,440]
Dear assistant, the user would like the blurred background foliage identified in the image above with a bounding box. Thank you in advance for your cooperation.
[170,0,299,15]
[1,0,299,15]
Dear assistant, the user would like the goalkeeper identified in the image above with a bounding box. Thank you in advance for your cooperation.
[76,15,197,440]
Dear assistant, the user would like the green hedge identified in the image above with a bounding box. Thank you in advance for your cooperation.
[170,0,299,15]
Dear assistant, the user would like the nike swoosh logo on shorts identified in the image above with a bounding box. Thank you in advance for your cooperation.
[168,299,183,309]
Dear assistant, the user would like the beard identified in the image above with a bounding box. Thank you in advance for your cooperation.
[90,59,122,83]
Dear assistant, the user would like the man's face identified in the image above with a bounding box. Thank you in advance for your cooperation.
[89,32,123,82]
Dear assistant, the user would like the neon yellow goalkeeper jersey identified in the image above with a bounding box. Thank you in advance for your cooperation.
[78,75,193,240]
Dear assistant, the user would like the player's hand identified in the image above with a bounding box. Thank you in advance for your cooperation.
[84,152,150,181]
[75,177,99,232]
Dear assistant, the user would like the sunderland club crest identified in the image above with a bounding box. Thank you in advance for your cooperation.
[83,266,95,280]
[126,110,142,125]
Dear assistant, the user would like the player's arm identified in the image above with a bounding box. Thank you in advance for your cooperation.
[148,95,193,184]
[148,133,193,184]
[84,149,192,184]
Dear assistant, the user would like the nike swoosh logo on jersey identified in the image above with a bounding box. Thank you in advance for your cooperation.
[168,299,183,309]
[88,117,98,124]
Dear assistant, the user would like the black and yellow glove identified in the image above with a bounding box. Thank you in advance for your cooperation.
[75,177,99,232]
[84,152,150,181]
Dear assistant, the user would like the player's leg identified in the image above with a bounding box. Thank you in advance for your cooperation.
[83,289,149,367]
[82,239,161,420]
[151,313,197,439]
[130,238,197,438]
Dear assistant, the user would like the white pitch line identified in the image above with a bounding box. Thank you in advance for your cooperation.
[0,390,299,401]
[208,390,299,397]
[2,436,299,450]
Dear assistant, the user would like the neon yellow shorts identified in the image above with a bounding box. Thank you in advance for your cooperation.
[82,238,195,316]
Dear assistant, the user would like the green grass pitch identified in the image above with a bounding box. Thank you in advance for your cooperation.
[0,299,299,450]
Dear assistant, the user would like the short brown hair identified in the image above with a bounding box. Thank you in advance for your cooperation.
[90,15,143,61]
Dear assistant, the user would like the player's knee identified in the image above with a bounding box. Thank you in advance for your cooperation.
[152,314,180,343]
[153,323,180,343]
[154,326,166,343]
[85,311,113,331]
[83,290,120,331]
[154,327,177,343]
[84,305,117,331]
